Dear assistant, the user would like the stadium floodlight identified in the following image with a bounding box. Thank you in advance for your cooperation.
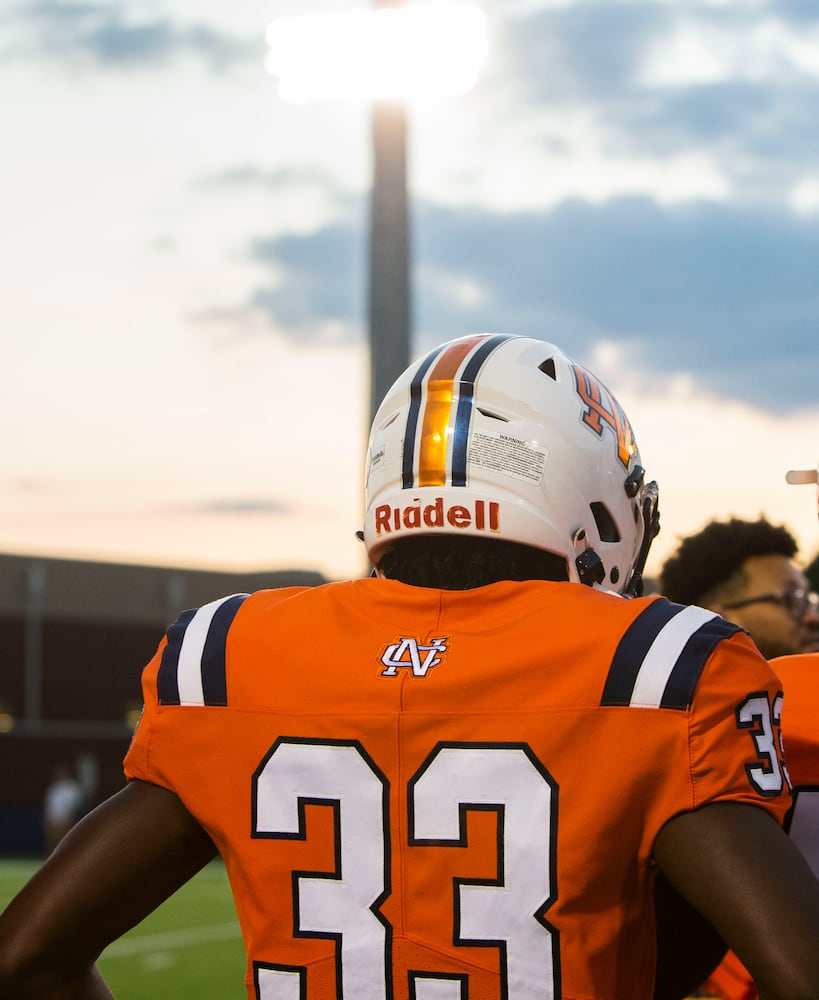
[265,3,488,104]
[265,1,488,432]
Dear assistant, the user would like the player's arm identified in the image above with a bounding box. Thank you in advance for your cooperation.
[0,778,218,999]
[653,800,819,1000]
[653,869,728,1000]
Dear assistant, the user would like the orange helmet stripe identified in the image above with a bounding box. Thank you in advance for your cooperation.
[402,334,513,490]
[416,334,488,487]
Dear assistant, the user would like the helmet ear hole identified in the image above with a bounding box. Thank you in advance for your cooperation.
[378,411,401,431]
[590,502,621,543]
[477,407,509,422]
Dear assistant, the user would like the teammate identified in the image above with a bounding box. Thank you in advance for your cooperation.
[769,458,819,976]
[656,467,819,1000]
[660,517,819,659]
[2,334,819,1000]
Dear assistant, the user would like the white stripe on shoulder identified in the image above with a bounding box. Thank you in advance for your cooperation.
[176,594,245,706]
[629,605,718,708]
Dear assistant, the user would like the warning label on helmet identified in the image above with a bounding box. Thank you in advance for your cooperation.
[469,431,547,484]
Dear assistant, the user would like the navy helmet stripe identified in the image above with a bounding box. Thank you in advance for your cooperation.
[157,607,197,706]
[201,594,248,706]
[659,617,741,710]
[601,599,684,706]
[402,347,443,489]
[451,334,514,486]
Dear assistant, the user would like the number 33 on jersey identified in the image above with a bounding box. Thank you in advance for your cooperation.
[253,739,558,1000]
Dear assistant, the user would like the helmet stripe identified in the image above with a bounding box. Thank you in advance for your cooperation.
[402,334,513,489]
[402,345,446,489]
[450,334,513,486]
[417,335,487,486]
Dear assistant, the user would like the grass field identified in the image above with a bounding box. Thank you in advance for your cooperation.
[0,858,247,997]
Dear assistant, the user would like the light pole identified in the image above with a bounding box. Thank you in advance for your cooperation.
[367,9,411,423]
[265,2,488,421]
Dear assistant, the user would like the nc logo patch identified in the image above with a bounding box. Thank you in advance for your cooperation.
[380,637,449,677]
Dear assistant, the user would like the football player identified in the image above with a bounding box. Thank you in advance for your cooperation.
[706,459,819,1000]
[1,334,819,1000]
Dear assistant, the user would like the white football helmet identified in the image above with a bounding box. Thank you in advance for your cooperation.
[363,333,659,596]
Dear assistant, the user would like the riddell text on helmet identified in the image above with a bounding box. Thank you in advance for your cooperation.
[375,497,500,534]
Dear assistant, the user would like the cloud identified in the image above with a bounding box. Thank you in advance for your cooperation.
[10,1,257,72]
[499,1,819,99]
[779,0,819,27]
[488,1,819,201]
[239,195,817,411]
[414,197,818,410]
[195,163,359,219]
[197,165,326,192]
[164,498,294,516]
[495,1,668,103]
[247,217,366,335]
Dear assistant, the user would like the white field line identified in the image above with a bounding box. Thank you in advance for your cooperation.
[103,921,242,958]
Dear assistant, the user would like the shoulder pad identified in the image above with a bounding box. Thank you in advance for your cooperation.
[157,594,249,706]
[600,599,741,710]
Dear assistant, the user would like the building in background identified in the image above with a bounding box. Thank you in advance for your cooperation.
[0,553,326,855]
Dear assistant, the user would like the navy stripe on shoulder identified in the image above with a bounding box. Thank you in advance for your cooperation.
[155,594,249,707]
[659,616,741,710]
[157,607,197,706]
[602,600,741,710]
[200,593,248,706]
[601,599,684,706]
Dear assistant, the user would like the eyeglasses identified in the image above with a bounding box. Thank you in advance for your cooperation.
[721,587,819,621]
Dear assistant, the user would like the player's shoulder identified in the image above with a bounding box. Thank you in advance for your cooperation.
[771,653,819,782]
[153,584,325,707]
[595,593,749,711]
[770,651,819,676]
[770,652,819,703]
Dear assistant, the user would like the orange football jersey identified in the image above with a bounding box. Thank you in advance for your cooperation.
[693,652,818,1000]
[775,653,819,877]
[693,951,758,1000]
[123,579,791,1000]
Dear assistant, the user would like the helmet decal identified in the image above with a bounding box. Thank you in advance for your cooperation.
[402,333,513,489]
[571,363,638,469]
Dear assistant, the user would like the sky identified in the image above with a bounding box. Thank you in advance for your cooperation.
[1,0,817,585]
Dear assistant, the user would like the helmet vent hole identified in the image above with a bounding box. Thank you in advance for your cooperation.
[538,358,557,380]
[590,502,621,543]
[477,407,509,422]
